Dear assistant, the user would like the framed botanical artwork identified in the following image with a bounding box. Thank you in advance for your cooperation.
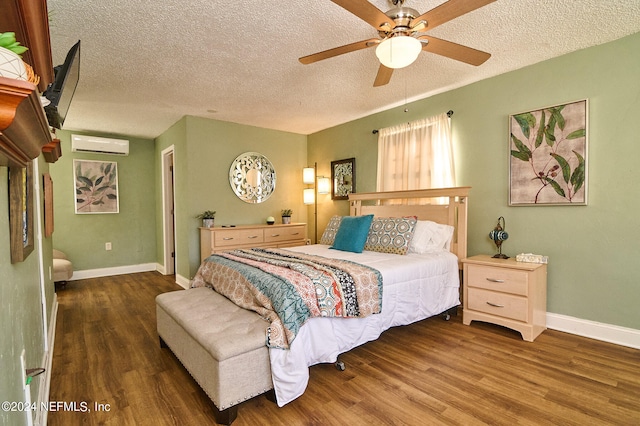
[509,99,588,206]
[331,157,355,200]
[9,163,34,263]
[74,159,119,214]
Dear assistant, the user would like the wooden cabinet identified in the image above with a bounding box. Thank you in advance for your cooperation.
[462,255,547,342]
[200,223,307,262]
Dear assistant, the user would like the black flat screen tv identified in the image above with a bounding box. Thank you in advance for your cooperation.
[44,40,80,129]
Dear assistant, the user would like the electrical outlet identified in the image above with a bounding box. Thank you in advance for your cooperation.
[105,242,112,251]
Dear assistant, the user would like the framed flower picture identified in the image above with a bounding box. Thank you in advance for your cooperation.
[74,160,119,214]
[509,99,588,206]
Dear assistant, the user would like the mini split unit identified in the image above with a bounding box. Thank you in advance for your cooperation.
[71,134,129,156]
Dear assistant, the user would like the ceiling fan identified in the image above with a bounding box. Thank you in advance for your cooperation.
[299,0,496,87]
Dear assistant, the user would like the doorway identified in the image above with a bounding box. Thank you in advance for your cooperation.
[161,146,176,275]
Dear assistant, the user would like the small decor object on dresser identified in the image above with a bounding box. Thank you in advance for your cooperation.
[266,216,275,225]
[281,209,292,224]
[197,210,216,228]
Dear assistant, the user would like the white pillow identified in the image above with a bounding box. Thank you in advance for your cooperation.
[408,220,454,254]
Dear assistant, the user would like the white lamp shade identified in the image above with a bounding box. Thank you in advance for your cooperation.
[303,188,315,205]
[303,167,315,184]
[317,177,330,195]
[375,36,422,69]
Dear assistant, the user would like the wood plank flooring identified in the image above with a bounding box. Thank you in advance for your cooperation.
[49,272,640,425]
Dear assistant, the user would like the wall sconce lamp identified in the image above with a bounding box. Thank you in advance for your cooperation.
[303,162,330,243]
[489,216,509,259]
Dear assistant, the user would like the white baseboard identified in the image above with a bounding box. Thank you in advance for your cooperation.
[69,263,158,280]
[35,294,58,426]
[175,274,190,289]
[547,312,640,350]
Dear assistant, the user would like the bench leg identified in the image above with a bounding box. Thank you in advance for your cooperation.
[213,404,238,425]
[264,389,277,404]
[159,336,168,348]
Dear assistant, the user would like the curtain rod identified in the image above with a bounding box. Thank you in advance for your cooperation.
[372,110,454,134]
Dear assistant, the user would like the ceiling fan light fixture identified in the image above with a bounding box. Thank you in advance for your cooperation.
[375,35,421,69]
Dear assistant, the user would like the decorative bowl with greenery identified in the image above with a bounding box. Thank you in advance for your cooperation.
[196,210,216,228]
[0,32,31,81]
[281,209,292,224]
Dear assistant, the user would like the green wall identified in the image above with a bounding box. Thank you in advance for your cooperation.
[308,32,640,330]
[0,156,55,425]
[49,131,157,271]
[155,116,307,280]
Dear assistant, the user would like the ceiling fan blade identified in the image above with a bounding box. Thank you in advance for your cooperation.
[299,38,379,64]
[419,35,491,65]
[411,0,496,32]
[331,0,395,30]
[373,64,393,87]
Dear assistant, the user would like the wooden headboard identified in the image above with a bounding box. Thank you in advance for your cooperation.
[348,187,470,266]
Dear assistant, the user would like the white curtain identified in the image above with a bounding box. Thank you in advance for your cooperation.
[376,113,455,196]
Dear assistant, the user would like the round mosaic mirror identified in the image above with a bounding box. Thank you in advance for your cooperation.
[229,152,276,203]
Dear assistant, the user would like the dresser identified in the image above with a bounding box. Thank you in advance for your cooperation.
[462,255,547,342]
[200,223,307,262]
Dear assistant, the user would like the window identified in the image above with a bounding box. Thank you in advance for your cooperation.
[376,113,455,198]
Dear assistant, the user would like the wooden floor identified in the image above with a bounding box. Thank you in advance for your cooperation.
[49,272,640,425]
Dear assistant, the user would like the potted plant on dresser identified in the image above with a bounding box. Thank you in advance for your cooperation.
[197,210,216,228]
[281,209,292,224]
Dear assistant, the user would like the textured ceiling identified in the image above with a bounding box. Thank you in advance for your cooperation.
[46,0,640,139]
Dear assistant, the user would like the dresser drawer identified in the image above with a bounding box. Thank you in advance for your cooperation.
[468,287,528,322]
[264,225,305,243]
[467,264,528,296]
[214,229,264,247]
[214,230,240,247]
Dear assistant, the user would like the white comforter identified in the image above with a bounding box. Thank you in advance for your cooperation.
[269,244,460,406]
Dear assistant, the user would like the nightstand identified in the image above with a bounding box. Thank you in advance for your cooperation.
[462,255,547,342]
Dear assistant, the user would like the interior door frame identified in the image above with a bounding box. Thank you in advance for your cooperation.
[161,146,176,275]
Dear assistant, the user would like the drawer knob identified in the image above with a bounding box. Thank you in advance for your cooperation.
[486,301,505,308]
[223,237,234,241]
[271,234,280,237]
[486,278,505,283]
[248,235,258,239]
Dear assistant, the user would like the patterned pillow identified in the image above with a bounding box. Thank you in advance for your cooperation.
[364,216,417,255]
[319,215,343,245]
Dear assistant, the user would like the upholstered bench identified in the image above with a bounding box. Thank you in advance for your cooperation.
[156,287,274,425]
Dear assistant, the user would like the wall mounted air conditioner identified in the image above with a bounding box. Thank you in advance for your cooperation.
[71,134,129,156]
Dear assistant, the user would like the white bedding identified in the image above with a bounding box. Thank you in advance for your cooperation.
[269,244,461,406]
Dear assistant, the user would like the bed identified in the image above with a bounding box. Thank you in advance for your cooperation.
[159,187,469,421]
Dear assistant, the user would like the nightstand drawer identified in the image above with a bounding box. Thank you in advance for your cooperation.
[467,264,528,296]
[264,225,305,243]
[468,288,528,322]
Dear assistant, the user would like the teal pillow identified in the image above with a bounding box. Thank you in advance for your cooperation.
[330,215,374,253]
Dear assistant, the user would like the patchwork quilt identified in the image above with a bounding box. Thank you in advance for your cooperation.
[191,248,383,349]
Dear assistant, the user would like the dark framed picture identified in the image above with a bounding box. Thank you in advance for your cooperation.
[509,99,588,206]
[9,162,34,263]
[331,157,355,200]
